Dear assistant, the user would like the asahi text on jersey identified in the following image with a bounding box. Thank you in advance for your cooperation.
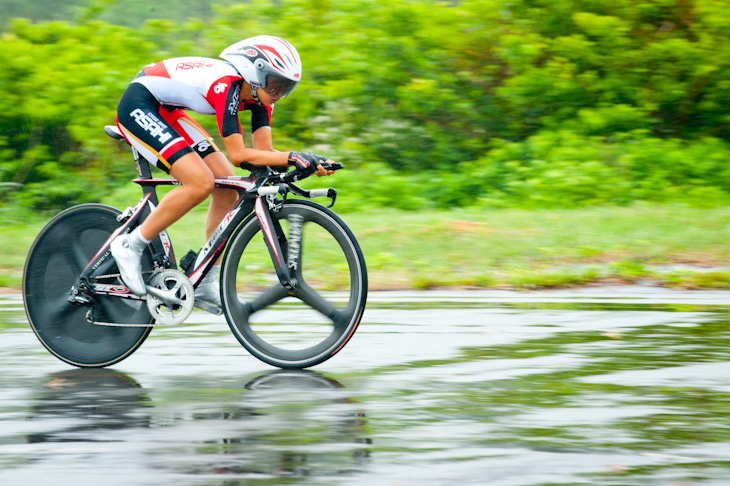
[130,109,173,144]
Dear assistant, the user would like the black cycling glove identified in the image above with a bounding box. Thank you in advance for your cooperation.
[288,152,326,174]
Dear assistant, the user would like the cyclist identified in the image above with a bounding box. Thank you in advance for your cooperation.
[111,35,335,304]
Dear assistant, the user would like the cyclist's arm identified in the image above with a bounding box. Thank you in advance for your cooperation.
[246,101,278,152]
[223,136,333,176]
[252,127,276,152]
[221,133,288,168]
[213,81,286,166]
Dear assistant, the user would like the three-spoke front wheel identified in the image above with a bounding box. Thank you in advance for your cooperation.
[221,200,367,368]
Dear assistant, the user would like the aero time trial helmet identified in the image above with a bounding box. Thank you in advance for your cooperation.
[220,35,302,100]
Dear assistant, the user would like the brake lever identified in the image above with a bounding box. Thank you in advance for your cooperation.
[326,187,337,208]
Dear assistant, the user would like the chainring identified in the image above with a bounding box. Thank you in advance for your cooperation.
[146,269,194,327]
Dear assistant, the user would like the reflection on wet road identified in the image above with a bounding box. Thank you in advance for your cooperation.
[2,287,730,485]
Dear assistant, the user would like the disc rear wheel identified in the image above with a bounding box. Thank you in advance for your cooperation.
[23,204,154,367]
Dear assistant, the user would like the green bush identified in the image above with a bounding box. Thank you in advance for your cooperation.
[2,0,730,212]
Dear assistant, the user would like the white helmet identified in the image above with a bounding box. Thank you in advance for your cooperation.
[220,35,302,100]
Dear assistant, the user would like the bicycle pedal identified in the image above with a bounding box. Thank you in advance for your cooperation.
[194,299,223,316]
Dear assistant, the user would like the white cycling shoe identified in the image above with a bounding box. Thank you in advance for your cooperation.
[195,268,221,306]
[110,233,147,296]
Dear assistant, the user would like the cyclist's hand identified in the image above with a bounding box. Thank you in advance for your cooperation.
[287,152,320,174]
[288,152,337,177]
[314,159,337,177]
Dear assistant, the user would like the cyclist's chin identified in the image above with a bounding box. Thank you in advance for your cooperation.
[257,92,281,106]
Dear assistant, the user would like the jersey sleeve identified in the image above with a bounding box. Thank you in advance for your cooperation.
[242,100,274,133]
[207,76,243,138]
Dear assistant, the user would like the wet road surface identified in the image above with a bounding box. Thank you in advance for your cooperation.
[2,287,730,485]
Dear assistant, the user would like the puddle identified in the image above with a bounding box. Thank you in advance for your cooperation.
[2,288,730,485]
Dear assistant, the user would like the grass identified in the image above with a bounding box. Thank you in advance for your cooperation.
[2,200,730,291]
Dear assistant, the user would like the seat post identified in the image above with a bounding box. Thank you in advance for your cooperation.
[133,148,153,179]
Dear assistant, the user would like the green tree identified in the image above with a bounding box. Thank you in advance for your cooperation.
[3,0,730,211]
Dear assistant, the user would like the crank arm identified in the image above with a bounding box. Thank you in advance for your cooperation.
[145,285,185,307]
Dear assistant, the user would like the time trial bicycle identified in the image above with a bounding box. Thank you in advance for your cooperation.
[23,125,367,369]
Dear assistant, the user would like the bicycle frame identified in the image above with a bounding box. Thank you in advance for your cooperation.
[69,144,305,310]
[24,124,364,369]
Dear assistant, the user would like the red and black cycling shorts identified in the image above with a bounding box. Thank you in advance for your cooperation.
[116,83,219,173]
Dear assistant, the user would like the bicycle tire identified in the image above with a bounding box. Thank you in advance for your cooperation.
[221,199,367,369]
[23,204,154,367]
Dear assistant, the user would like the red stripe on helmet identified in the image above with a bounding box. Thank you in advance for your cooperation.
[257,45,286,73]
[277,39,300,66]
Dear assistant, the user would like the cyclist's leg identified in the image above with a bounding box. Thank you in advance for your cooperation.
[110,151,213,295]
[109,151,213,294]
[114,84,214,293]
[138,153,214,238]
[169,111,238,241]
[116,85,216,236]
[203,151,237,239]
[158,110,234,305]
[191,151,237,305]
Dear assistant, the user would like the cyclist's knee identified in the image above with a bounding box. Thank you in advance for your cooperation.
[171,155,215,202]
[189,175,215,203]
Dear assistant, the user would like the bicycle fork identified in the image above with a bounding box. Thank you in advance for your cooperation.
[255,196,299,292]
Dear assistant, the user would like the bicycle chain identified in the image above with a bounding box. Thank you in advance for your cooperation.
[88,271,160,327]
[85,309,156,327]
[89,270,198,327]
[91,270,156,281]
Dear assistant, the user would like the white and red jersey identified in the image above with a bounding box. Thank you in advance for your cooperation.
[131,56,273,137]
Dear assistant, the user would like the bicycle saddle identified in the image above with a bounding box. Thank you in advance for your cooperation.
[104,125,125,140]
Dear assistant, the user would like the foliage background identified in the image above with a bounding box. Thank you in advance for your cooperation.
[1,0,730,213]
